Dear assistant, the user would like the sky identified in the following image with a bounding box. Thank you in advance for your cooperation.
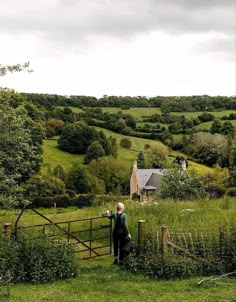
[0,0,235,97]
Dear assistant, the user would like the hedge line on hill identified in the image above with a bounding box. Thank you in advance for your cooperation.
[29,194,128,208]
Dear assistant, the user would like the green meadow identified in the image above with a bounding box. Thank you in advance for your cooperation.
[67,106,235,120]
[2,198,235,237]
[8,262,236,302]
[41,127,215,175]
[2,199,236,302]
[42,139,84,172]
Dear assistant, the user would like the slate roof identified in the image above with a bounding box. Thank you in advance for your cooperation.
[137,169,165,189]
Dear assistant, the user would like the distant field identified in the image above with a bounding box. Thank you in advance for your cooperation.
[41,126,214,174]
[195,119,236,130]
[101,107,162,119]
[41,139,84,172]
[66,106,235,120]
[171,110,236,119]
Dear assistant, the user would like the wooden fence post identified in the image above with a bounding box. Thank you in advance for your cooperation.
[161,225,168,256]
[138,220,145,255]
[219,224,225,257]
[3,223,12,239]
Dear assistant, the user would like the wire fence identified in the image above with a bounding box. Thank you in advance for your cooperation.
[137,221,236,265]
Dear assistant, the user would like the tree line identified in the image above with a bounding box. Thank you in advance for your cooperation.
[23,93,236,111]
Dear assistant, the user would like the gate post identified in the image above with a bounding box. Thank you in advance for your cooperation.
[138,220,145,255]
[161,225,168,256]
[3,223,12,239]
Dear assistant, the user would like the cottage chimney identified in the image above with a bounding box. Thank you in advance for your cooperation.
[133,160,138,172]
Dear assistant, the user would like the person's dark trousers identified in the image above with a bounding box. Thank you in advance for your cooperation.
[113,231,126,263]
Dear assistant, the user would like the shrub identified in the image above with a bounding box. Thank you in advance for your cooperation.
[0,235,78,283]
[160,169,206,200]
[226,187,236,197]
[119,138,132,149]
[205,183,226,198]
[25,175,65,198]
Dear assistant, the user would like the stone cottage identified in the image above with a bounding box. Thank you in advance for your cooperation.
[130,161,165,201]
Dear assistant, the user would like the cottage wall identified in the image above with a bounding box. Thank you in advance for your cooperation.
[130,161,140,198]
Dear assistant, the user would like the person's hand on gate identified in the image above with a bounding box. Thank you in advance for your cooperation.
[127,233,131,239]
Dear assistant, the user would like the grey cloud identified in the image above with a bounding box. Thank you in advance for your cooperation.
[0,0,235,53]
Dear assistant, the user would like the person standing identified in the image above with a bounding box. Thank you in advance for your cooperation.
[106,202,131,265]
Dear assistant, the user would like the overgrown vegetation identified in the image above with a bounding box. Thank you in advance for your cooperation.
[0,234,77,283]
[126,220,236,279]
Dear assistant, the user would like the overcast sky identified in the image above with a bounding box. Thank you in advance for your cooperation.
[0,0,235,97]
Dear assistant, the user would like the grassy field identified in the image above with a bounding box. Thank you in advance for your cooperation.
[67,106,235,120]
[2,199,236,302]
[195,120,236,131]
[41,139,84,172]
[7,257,236,302]
[2,198,236,237]
[41,125,215,174]
[41,127,215,174]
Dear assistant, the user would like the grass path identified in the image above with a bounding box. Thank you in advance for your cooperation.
[8,256,236,302]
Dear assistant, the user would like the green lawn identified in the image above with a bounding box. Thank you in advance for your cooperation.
[41,139,84,172]
[7,258,236,302]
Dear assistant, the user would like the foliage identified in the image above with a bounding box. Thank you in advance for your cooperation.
[146,144,169,168]
[0,235,77,283]
[0,89,44,208]
[88,157,130,194]
[66,164,105,194]
[226,187,236,197]
[58,123,97,154]
[42,119,65,138]
[137,151,146,168]
[186,132,230,167]
[126,221,236,279]
[23,92,236,111]
[52,165,66,181]
[228,145,236,186]
[30,194,127,208]
[24,175,65,198]
[84,141,105,164]
[0,62,32,77]
[160,169,206,200]
[119,138,132,149]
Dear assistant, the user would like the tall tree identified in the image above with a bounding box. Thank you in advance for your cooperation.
[0,89,44,208]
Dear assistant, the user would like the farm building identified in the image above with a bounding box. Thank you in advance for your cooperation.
[130,161,165,201]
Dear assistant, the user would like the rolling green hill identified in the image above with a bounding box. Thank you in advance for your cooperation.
[42,139,84,173]
[41,128,215,175]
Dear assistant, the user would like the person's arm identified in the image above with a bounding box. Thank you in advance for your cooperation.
[106,211,114,219]
[123,213,131,238]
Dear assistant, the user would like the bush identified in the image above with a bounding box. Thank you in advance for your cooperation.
[126,245,215,280]
[25,175,65,198]
[226,187,236,197]
[119,138,132,149]
[126,222,236,279]
[30,194,128,208]
[206,183,226,198]
[160,169,206,200]
[0,235,78,283]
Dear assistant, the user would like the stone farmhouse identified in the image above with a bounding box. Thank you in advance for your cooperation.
[130,161,165,201]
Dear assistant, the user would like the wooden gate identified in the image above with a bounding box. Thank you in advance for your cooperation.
[14,208,112,259]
